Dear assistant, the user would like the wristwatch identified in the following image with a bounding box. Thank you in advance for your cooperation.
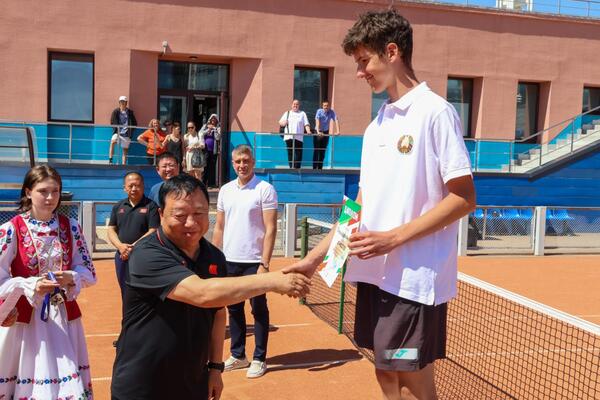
[207,361,224,372]
[259,262,269,271]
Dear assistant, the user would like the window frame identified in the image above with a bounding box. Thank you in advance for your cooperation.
[47,52,95,123]
[293,66,330,126]
[515,81,540,142]
[583,86,600,115]
[447,77,474,138]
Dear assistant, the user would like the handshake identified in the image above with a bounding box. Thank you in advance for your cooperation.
[269,258,317,298]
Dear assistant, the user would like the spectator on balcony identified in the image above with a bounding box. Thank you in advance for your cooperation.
[313,100,340,170]
[279,100,311,169]
[107,172,159,305]
[149,152,181,205]
[163,122,185,170]
[109,96,138,165]
[199,114,221,188]
[184,122,206,181]
[137,119,167,165]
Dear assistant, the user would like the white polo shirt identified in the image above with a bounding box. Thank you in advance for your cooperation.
[217,174,278,262]
[344,82,472,306]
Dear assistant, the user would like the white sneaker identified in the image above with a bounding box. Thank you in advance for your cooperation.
[224,355,250,371]
[246,360,267,378]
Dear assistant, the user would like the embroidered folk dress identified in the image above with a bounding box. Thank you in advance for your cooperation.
[0,212,97,400]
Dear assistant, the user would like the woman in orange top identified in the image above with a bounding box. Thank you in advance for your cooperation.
[137,119,166,165]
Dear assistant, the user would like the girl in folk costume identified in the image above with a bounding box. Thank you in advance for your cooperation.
[0,166,97,399]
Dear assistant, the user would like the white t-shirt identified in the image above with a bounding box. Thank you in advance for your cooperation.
[280,110,309,142]
[217,175,278,262]
[344,82,472,306]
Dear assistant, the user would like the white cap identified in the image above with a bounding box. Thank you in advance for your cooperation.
[118,96,128,102]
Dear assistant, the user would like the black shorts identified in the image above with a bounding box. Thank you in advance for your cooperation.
[354,282,448,371]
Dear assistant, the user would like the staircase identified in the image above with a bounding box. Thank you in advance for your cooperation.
[501,118,600,173]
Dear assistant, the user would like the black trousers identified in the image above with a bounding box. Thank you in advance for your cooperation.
[313,131,329,169]
[285,139,303,169]
[203,151,217,187]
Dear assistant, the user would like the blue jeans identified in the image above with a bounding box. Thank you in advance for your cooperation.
[114,252,128,302]
[226,262,269,361]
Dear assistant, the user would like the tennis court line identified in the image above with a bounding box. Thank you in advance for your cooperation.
[85,323,317,338]
[91,357,367,382]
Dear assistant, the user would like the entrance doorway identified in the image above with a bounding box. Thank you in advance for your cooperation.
[157,61,229,185]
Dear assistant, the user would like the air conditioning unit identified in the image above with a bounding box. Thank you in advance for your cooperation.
[496,0,533,11]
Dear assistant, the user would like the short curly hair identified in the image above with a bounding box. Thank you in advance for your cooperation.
[342,9,415,78]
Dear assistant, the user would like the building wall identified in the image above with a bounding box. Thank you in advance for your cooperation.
[2,0,600,140]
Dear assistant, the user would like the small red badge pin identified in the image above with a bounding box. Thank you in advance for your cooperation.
[209,264,218,275]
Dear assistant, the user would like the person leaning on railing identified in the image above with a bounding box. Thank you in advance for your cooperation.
[137,119,167,165]
[279,99,311,169]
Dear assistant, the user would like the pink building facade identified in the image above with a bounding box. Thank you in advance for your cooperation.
[2,0,600,142]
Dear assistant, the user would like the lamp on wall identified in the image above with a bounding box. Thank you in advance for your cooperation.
[161,41,168,56]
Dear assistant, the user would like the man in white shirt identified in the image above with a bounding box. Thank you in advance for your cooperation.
[212,144,278,379]
[285,10,476,400]
[279,99,311,168]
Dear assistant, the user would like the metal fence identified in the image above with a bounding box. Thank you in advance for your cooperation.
[419,0,600,19]
[544,207,600,253]
[466,206,600,255]
[0,201,82,226]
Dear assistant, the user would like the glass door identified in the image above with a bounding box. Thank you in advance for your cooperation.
[158,95,187,128]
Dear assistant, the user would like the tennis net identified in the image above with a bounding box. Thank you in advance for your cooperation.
[301,218,600,399]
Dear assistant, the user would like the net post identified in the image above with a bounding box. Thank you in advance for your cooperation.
[533,206,546,256]
[284,203,297,257]
[457,214,469,256]
[337,261,347,334]
[300,217,308,259]
[299,217,308,305]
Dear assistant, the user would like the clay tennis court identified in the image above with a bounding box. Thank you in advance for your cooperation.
[80,255,600,399]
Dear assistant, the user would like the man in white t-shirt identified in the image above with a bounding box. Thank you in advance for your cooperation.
[285,10,476,400]
[212,144,278,379]
[279,99,312,168]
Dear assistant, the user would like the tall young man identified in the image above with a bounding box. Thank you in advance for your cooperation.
[285,10,476,400]
[212,145,278,378]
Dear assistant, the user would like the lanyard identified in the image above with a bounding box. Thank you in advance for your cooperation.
[40,271,61,322]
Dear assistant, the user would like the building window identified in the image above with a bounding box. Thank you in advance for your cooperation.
[371,92,388,120]
[48,52,94,122]
[158,61,228,92]
[447,78,473,137]
[582,87,600,115]
[294,67,328,127]
[515,82,539,141]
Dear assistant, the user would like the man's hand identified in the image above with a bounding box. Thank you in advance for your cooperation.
[118,243,133,260]
[1,308,18,327]
[348,229,400,259]
[272,271,311,298]
[207,369,223,400]
[281,258,318,278]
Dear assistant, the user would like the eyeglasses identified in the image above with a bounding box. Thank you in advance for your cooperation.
[187,126,194,129]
